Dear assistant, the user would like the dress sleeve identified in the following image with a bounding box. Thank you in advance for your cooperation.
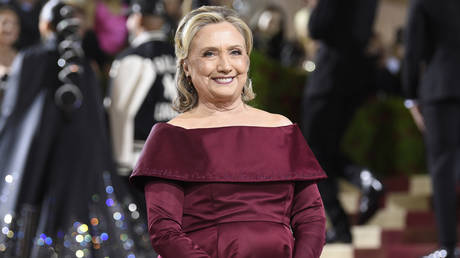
[290,182,326,258]
[144,180,211,258]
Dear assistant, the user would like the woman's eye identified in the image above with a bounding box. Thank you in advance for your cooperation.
[231,49,242,55]
[203,51,214,57]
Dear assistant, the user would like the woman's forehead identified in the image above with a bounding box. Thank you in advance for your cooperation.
[191,22,246,49]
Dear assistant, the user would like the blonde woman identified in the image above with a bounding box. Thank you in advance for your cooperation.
[131,6,327,258]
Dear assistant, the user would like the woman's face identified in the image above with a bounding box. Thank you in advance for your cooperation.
[0,10,20,47]
[184,22,249,105]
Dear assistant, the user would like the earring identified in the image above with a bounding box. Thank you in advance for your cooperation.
[186,76,194,90]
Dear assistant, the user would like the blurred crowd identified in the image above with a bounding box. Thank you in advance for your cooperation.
[0,0,405,101]
[0,0,458,257]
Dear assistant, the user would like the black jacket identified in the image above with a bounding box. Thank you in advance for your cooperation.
[306,0,379,97]
[403,0,460,101]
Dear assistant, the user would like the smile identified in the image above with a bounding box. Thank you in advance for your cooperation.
[213,77,234,84]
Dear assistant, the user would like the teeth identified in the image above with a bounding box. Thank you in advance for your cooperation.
[214,77,233,83]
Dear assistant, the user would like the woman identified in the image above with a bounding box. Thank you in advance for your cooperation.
[0,4,19,105]
[130,6,327,258]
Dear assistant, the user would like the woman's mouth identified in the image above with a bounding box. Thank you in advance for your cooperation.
[213,77,234,84]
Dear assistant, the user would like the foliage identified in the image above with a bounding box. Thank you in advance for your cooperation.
[342,95,427,177]
[248,51,307,122]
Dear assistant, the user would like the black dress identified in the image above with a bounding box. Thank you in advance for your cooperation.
[0,39,155,257]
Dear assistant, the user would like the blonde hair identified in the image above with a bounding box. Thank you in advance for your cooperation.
[173,5,255,113]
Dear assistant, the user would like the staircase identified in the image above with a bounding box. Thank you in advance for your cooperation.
[320,175,460,258]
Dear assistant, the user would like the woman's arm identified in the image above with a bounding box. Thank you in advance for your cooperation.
[145,180,211,258]
[290,182,326,258]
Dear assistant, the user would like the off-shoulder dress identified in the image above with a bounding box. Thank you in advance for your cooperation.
[130,123,327,258]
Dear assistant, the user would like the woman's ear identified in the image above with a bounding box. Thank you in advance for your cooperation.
[182,59,190,76]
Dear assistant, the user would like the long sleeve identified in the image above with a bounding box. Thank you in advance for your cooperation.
[144,180,211,258]
[403,0,427,99]
[291,182,326,258]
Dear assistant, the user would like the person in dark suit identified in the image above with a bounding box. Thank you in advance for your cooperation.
[300,0,384,243]
[403,0,460,257]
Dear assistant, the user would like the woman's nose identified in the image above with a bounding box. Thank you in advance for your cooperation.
[217,55,232,73]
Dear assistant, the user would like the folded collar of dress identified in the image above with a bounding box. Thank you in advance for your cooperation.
[130,122,326,188]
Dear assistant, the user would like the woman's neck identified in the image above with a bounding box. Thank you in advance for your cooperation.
[170,98,259,129]
[193,98,247,117]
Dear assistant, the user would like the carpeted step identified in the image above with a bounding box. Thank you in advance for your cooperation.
[384,243,438,258]
[321,243,353,258]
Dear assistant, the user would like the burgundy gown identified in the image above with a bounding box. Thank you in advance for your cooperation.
[130,123,327,258]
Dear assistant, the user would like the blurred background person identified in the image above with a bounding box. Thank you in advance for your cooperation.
[188,0,233,9]
[252,4,285,62]
[90,0,129,80]
[93,0,128,57]
[293,0,318,66]
[0,4,20,106]
[3,0,45,50]
[66,0,112,80]
[108,0,177,175]
[251,3,306,68]
[300,0,384,243]
[162,0,183,42]
[403,0,460,257]
[0,0,154,256]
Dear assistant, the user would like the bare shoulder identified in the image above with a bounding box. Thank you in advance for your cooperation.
[247,106,293,127]
[166,113,192,128]
[271,113,293,126]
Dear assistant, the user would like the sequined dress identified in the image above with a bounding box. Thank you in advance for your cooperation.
[130,123,328,258]
[0,41,155,257]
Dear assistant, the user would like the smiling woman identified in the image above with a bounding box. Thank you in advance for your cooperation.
[183,22,249,108]
[130,5,328,258]
[173,5,255,114]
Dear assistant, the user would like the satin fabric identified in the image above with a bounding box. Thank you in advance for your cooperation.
[131,123,327,258]
[131,123,326,184]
